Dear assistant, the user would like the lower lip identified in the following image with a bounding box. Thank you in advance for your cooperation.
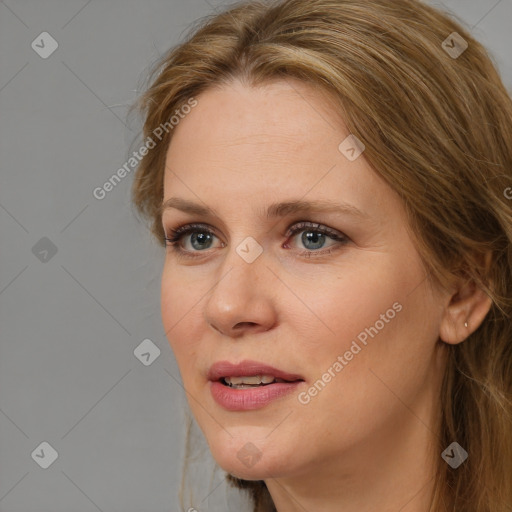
[210,380,303,410]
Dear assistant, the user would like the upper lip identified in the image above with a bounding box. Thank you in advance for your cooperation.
[207,360,304,382]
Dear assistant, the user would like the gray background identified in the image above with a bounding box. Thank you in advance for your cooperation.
[0,0,510,511]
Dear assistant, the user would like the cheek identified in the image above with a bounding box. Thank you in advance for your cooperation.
[160,268,204,363]
[293,262,422,389]
[300,274,438,425]
[161,262,201,323]
[291,264,400,348]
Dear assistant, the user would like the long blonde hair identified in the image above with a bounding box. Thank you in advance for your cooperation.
[129,1,512,510]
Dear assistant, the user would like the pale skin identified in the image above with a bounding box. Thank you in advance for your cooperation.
[159,77,492,512]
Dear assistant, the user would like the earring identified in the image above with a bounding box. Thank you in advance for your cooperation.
[464,321,468,328]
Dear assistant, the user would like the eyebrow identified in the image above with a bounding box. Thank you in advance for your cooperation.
[160,197,369,220]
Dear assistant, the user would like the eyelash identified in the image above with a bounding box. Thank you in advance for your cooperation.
[163,221,349,260]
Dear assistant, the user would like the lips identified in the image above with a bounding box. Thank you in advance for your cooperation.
[208,360,305,411]
[207,360,305,383]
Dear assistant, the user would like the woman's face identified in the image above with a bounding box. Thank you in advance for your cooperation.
[160,78,449,482]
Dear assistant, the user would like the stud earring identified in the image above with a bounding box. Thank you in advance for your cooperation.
[464,321,468,328]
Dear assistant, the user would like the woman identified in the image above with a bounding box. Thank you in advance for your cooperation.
[130,0,512,510]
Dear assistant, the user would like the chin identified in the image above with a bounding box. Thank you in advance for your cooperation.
[222,463,271,481]
[207,434,296,481]
[215,456,283,481]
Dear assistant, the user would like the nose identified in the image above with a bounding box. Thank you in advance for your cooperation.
[204,244,277,338]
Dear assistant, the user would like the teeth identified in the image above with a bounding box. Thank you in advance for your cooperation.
[224,375,276,386]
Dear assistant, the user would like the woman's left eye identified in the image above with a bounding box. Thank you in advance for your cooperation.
[283,221,348,257]
[163,221,348,259]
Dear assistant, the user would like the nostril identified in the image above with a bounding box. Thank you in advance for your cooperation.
[234,322,257,329]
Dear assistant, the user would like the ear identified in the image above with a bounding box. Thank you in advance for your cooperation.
[439,252,493,345]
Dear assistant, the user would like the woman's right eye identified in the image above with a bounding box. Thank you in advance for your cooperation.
[164,224,219,251]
